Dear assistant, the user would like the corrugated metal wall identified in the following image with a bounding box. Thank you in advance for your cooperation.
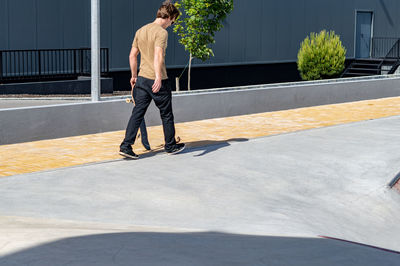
[1,0,399,71]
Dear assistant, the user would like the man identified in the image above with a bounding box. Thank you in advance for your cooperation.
[119,1,184,159]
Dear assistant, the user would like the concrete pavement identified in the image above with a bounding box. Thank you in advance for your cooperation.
[3,96,400,177]
[1,111,400,265]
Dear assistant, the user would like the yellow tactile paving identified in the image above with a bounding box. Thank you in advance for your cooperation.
[1,96,400,177]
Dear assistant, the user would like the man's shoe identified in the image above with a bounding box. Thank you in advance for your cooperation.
[166,143,185,155]
[119,149,139,159]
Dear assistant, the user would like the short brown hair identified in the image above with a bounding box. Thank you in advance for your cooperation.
[156,1,180,20]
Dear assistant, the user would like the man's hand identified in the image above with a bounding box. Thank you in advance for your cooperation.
[152,77,162,93]
[130,77,137,88]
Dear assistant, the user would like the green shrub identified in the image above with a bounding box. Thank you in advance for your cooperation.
[297,30,346,80]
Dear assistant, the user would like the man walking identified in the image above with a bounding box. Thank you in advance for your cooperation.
[119,1,185,159]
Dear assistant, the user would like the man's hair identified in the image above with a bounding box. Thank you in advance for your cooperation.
[156,1,180,20]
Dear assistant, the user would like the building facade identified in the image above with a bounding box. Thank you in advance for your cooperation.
[1,0,400,90]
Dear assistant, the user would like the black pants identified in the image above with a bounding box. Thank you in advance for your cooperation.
[120,76,176,151]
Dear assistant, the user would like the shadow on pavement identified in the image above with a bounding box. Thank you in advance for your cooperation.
[1,231,399,266]
[184,138,249,157]
[136,138,249,159]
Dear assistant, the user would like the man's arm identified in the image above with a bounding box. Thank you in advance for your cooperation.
[152,46,164,93]
[129,46,140,88]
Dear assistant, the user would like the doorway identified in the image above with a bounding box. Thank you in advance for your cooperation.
[355,11,373,58]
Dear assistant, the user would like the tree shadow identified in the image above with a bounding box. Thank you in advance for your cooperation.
[379,0,394,27]
[1,231,399,266]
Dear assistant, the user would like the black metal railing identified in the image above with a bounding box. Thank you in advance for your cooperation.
[387,40,400,74]
[372,37,400,58]
[385,39,400,59]
[0,48,109,83]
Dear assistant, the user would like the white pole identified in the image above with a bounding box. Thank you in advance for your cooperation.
[175,77,180,91]
[91,0,101,101]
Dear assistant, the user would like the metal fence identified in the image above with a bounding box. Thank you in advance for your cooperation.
[385,40,400,59]
[0,48,109,83]
[372,37,400,58]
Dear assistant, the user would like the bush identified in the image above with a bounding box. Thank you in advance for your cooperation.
[297,30,346,80]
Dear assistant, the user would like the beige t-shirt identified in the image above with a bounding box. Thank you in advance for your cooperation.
[133,23,168,80]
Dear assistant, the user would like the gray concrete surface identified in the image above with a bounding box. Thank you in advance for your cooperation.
[0,99,83,109]
[1,75,400,145]
[0,78,113,95]
[1,115,400,265]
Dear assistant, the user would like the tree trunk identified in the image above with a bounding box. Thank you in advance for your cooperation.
[188,53,193,91]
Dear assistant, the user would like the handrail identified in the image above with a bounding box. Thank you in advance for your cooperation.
[372,37,400,58]
[375,38,400,73]
[387,39,400,74]
[385,39,400,59]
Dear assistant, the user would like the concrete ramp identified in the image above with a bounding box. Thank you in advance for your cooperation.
[1,116,400,264]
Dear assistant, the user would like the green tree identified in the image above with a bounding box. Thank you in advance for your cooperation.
[297,30,346,80]
[173,0,234,90]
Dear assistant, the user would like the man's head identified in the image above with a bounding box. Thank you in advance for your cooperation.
[156,1,180,25]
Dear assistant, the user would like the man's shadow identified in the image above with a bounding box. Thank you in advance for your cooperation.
[135,138,249,159]
[182,138,249,157]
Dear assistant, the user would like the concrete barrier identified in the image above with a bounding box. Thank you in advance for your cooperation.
[1,76,400,145]
[0,78,113,95]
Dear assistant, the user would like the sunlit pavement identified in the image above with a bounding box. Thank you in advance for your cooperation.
[1,97,400,265]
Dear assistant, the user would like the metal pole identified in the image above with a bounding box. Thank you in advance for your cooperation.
[91,0,101,101]
[0,51,3,82]
[398,39,400,58]
[38,50,41,80]
[175,77,180,91]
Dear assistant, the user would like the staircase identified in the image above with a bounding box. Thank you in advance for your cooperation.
[341,37,400,78]
[341,58,399,78]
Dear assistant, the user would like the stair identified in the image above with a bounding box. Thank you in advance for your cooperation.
[341,59,381,78]
[341,58,399,78]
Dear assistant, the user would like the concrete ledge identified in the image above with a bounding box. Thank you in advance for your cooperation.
[169,75,400,123]
[0,78,113,95]
[1,76,400,145]
[0,100,131,145]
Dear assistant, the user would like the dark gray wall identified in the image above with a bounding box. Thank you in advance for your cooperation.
[1,76,400,145]
[1,0,400,70]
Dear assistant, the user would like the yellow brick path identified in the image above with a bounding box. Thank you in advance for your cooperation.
[1,96,400,177]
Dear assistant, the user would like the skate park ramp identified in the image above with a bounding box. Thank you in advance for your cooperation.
[1,114,400,265]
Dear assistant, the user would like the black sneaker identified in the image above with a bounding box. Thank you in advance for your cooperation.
[119,148,139,159]
[166,143,185,155]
